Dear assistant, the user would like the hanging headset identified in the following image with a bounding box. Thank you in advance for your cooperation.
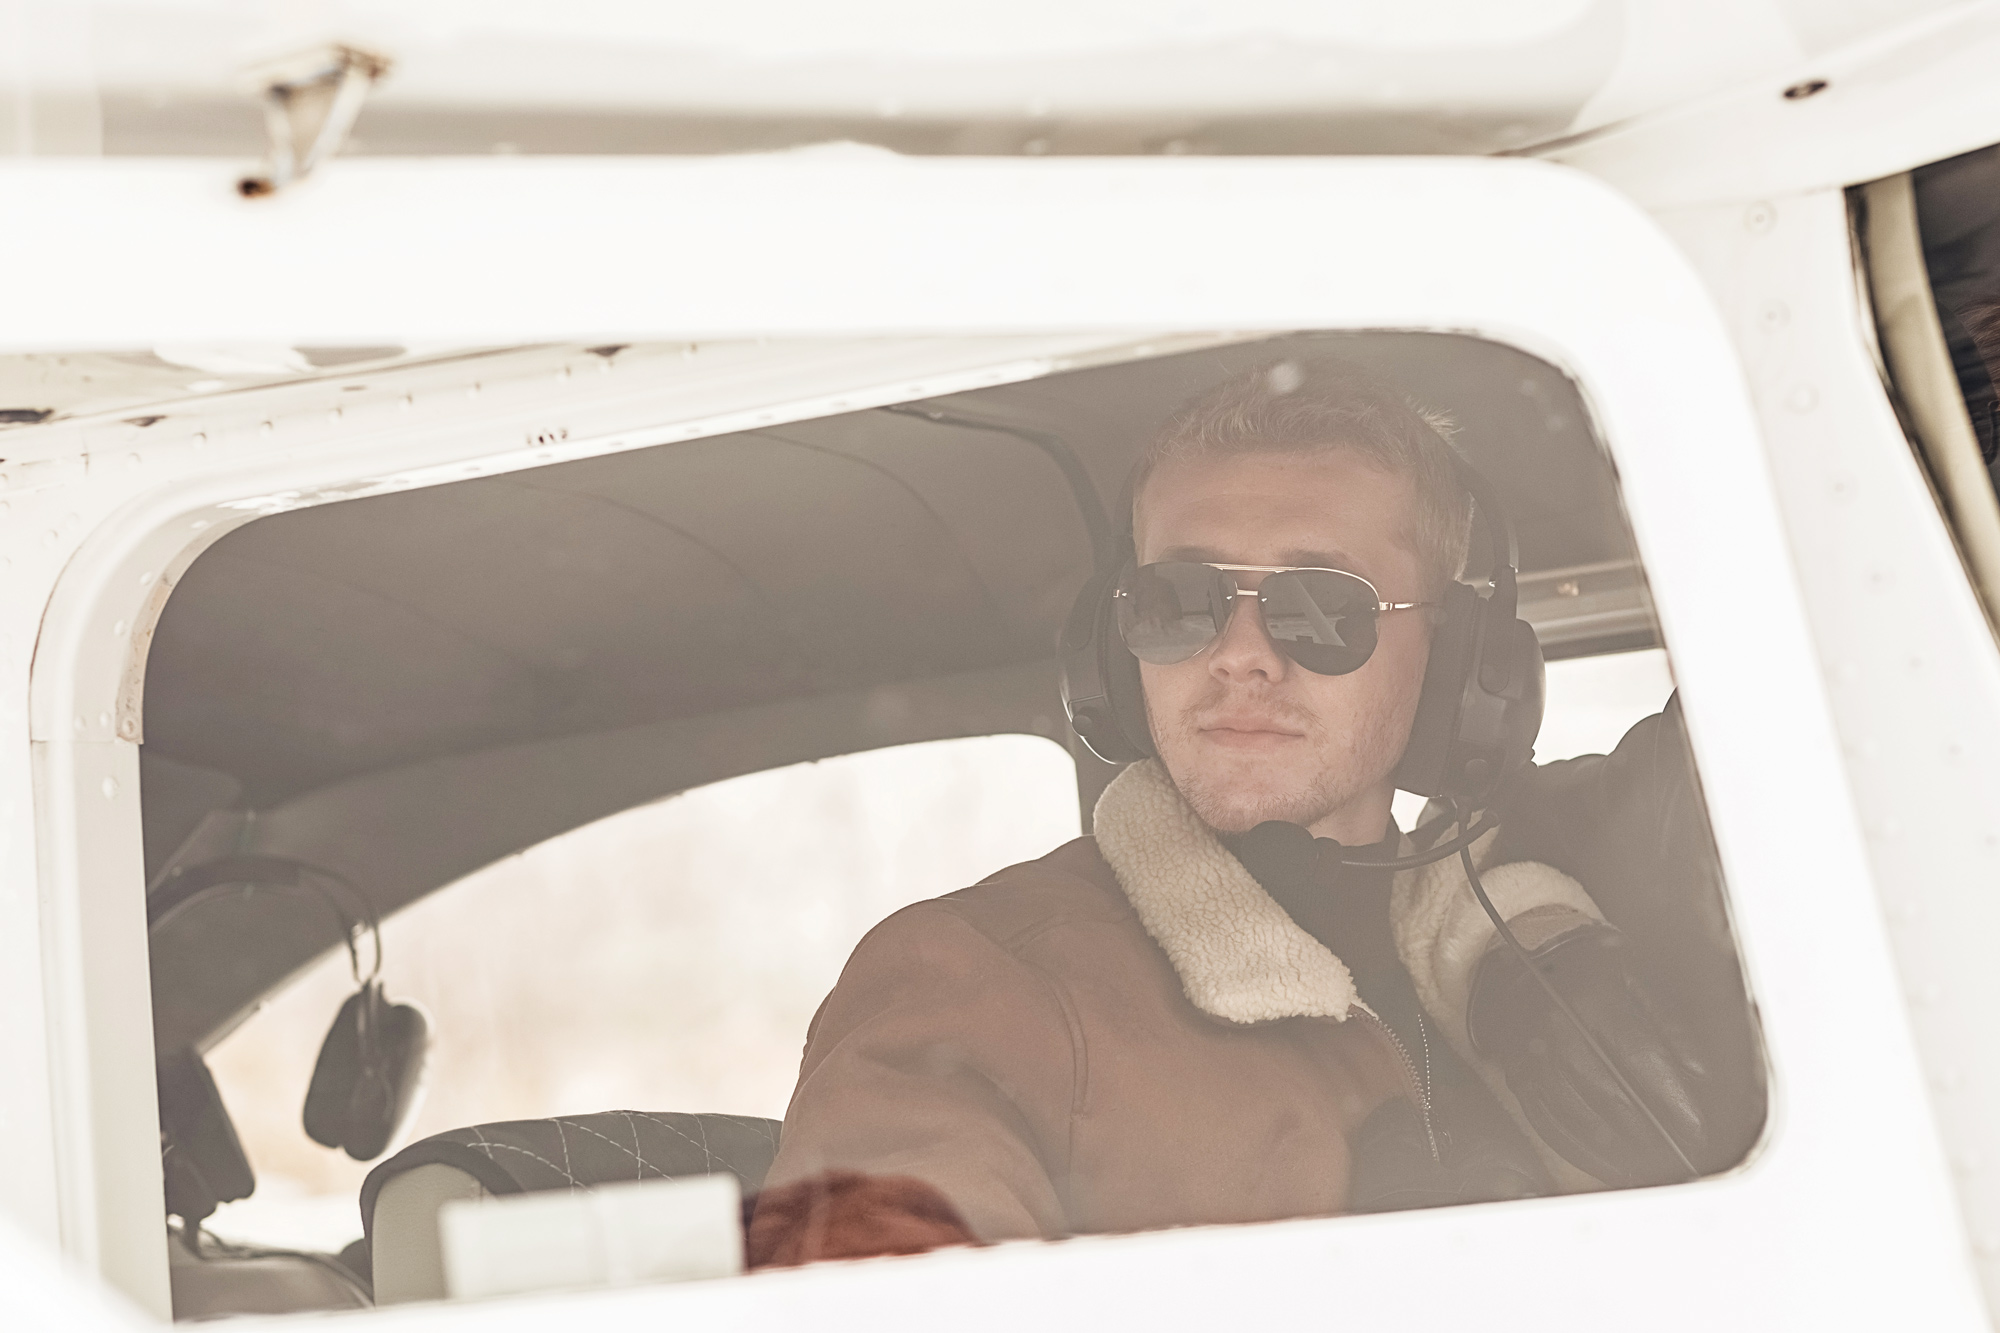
[153,855,430,1163]
[298,873,430,1163]
[1059,451,1546,813]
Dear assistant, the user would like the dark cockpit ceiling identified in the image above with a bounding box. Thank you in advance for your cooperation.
[143,331,1640,1054]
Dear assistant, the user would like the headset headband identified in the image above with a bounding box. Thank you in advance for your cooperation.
[1450,454,1519,615]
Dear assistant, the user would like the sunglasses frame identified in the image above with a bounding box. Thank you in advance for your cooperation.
[1114,560,1435,672]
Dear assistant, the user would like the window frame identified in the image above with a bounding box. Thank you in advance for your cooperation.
[5,156,1975,1326]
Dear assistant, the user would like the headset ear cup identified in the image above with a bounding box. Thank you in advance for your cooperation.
[381,1001,431,1142]
[1501,616,1546,771]
[302,989,366,1151]
[1060,565,1153,764]
[1393,584,1476,798]
[342,997,430,1162]
[1442,604,1546,807]
[1103,598,1152,761]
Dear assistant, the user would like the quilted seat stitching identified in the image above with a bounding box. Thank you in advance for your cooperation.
[434,1114,777,1190]
[609,1109,777,1148]
[469,1140,582,1187]
[620,1112,643,1182]
[623,1111,751,1179]
[705,1114,780,1150]
[554,1117,670,1179]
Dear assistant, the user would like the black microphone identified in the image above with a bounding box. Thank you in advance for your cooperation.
[1232,813,1500,882]
[1231,821,1332,892]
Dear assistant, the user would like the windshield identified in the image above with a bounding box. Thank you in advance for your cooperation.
[146,333,1767,1315]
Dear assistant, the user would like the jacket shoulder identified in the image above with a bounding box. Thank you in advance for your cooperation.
[820,838,1133,1024]
[923,837,1134,948]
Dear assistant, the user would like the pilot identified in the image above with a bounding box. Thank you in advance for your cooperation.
[746,357,1760,1266]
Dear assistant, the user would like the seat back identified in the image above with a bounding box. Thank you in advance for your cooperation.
[361,1111,780,1304]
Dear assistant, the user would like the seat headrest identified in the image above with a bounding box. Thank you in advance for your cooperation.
[360,1110,781,1303]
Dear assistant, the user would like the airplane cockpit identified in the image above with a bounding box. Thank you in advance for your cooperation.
[137,332,1766,1316]
[9,5,2000,1330]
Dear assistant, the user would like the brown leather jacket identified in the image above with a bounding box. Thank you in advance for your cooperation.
[762,758,1608,1244]
[762,834,1417,1242]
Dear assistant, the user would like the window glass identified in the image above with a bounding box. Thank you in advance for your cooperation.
[203,734,1080,1253]
[1536,648,1675,760]
[144,333,1764,1316]
[1391,647,1672,830]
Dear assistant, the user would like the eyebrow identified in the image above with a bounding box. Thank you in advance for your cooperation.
[1155,545,1367,571]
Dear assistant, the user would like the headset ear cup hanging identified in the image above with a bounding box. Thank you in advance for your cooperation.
[342,988,430,1162]
[302,981,431,1162]
[303,988,366,1151]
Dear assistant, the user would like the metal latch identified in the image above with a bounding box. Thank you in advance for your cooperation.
[239,45,392,197]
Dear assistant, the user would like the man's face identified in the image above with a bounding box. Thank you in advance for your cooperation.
[1133,449,1435,844]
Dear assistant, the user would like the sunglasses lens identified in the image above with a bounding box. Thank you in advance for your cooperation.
[1259,570,1380,675]
[1117,562,1233,665]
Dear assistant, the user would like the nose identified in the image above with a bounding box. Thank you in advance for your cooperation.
[1206,589,1288,684]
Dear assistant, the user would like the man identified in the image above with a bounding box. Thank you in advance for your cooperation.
[746,358,1756,1266]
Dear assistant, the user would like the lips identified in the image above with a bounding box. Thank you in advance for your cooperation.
[1197,717,1307,748]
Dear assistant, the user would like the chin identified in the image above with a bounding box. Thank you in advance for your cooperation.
[1169,758,1333,834]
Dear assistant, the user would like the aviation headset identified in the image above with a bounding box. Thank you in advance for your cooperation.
[1059,453,1546,814]
[153,856,429,1163]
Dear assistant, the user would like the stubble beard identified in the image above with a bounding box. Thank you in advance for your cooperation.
[1147,682,1401,835]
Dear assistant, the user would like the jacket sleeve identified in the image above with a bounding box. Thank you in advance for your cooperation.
[1391,829,1605,1057]
[1490,694,1727,917]
[1488,693,1768,1167]
[760,898,1081,1244]
[1491,693,1748,1013]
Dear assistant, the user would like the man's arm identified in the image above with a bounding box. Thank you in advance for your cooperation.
[1477,694,1767,1181]
[754,898,1080,1257]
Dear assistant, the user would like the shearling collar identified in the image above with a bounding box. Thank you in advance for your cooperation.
[1092,757,1604,1049]
[1093,757,1611,1190]
[1092,758,1364,1025]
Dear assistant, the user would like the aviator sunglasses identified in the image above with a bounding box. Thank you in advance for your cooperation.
[1114,560,1433,676]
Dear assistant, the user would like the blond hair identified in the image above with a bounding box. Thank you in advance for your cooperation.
[1135,357,1473,595]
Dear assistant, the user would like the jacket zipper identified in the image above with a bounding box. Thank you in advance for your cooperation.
[1354,1008,1440,1164]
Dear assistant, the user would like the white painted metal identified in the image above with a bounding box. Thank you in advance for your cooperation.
[1654,186,2000,1310]
[11,0,1976,160]
[0,1213,144,1332]
[1548,2,2000,209]
[438,1174,743,1299]
[1859,172,2000,631]
[12,331,1206,1320]
[0,156,1984,1327]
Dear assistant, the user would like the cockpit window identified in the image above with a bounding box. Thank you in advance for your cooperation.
[201,734,1082,1253]
[145,333,1768,1317]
